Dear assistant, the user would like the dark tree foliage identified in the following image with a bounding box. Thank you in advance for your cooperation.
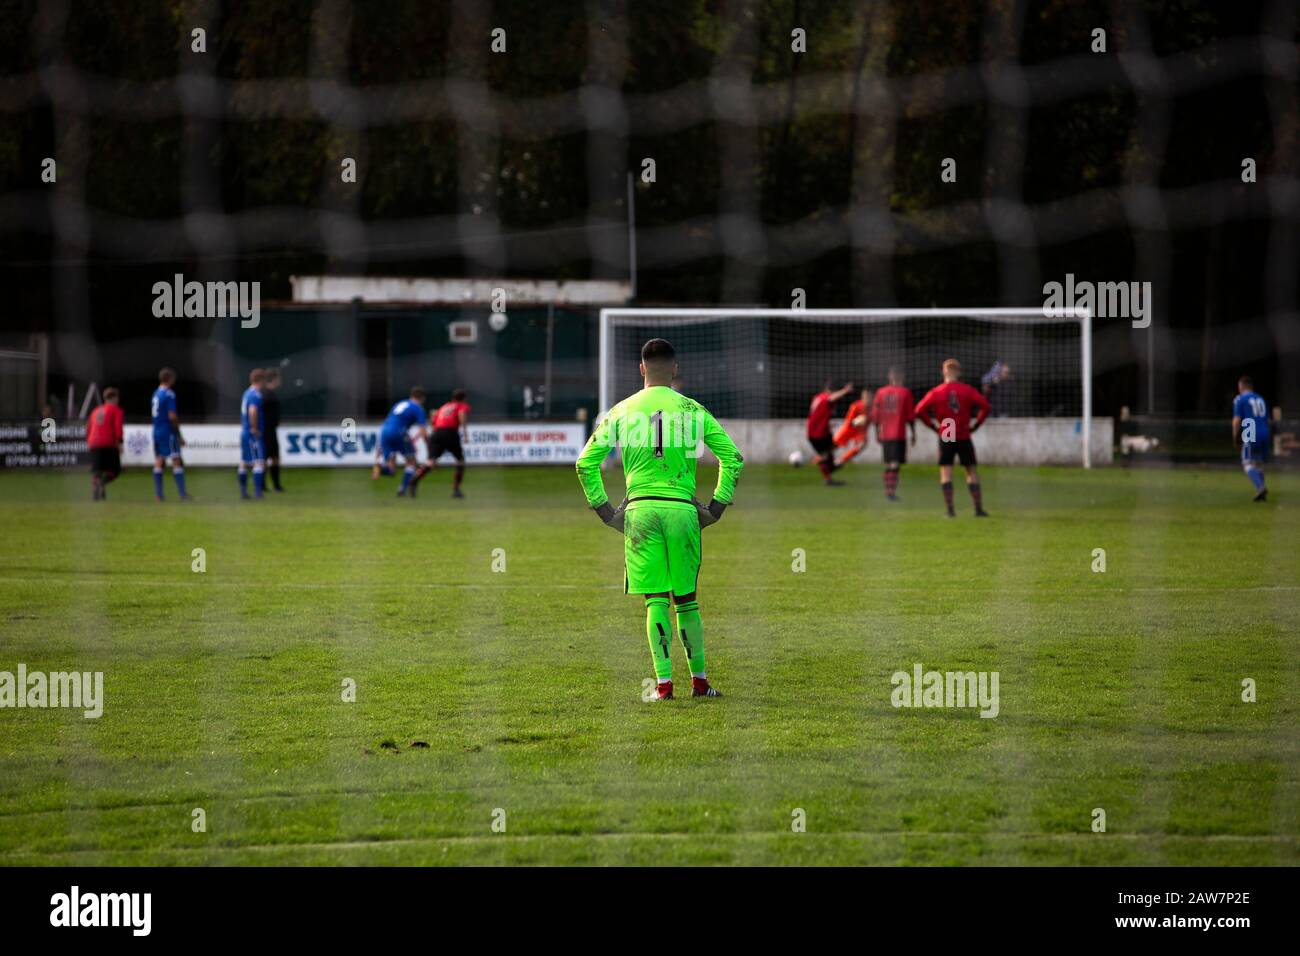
[0,0,1292,414]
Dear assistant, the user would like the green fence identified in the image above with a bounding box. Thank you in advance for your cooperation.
[217,305,600,423]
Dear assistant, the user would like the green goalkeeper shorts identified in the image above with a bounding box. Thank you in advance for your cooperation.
[623,500,701,596]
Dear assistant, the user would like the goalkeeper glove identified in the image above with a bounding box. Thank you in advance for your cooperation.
[594,497,628,532]
[695,498,727,529]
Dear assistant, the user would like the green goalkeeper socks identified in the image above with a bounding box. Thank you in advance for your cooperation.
[645,597,673,681]
[644,597,706,681]
[674,600,705,677]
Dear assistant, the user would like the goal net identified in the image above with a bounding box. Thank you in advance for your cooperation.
[600,308,1093,466]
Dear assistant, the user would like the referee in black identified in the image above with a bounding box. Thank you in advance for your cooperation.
[263,366,284,491]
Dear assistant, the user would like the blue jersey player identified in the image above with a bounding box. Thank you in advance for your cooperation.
[371,387,428,497]
[239,368,267,499]
[150,367,191,501]
[1233,376,1270,502]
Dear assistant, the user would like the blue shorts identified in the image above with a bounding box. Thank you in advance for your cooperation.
[153,431,180,459]
[380,430,414,460]
[1242,442,1270,465]
[241,432,265,463]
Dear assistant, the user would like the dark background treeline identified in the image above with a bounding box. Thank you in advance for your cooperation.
[0,0,1295,419]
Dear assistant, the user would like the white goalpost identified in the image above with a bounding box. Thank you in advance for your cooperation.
[599,307,1095,468]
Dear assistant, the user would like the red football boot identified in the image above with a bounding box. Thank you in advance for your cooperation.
[691,677,722,698]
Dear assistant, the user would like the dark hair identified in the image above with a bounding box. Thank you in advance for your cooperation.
[159,367,175,385]
[452,388,467,401]
[410,386,426,401]
[265,367,281,384]
[641,338,675,364]
[103,387,119,402]
[1239,375,1253,389]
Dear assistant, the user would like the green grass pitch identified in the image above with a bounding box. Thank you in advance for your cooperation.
[0,463,1296,866]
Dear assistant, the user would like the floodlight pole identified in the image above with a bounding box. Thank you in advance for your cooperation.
[545,301,554,417]
[626,172,637,302]
[1146,322,1155,414]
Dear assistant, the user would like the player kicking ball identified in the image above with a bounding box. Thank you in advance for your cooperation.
[575,338,744,701]
[1232,375,1270,502]
[914,358,991,518]
[806,380,855,485]
[832,388,872,468]
[372,387,429,497]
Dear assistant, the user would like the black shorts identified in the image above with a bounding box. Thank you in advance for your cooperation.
[808,434,834,457]
[881,439,908,464]
[938,439,976,467]
[264,432,280,459]
[430,428,465,462]
[90,447,121,476]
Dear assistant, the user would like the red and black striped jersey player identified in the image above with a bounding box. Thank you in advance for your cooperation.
[805,380,856,486]
[913,359,991,518]
[871,367,916,501]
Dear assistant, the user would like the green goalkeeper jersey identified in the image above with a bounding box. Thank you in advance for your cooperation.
[575,385,744,508]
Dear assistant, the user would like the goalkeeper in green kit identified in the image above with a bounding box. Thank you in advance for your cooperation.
[576,338,744,701]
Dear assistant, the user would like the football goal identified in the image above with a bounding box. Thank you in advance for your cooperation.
[599,308,1094,467]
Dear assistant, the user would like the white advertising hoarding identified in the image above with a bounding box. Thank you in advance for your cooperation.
[123,425,240,466]
[123,423,587,467]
